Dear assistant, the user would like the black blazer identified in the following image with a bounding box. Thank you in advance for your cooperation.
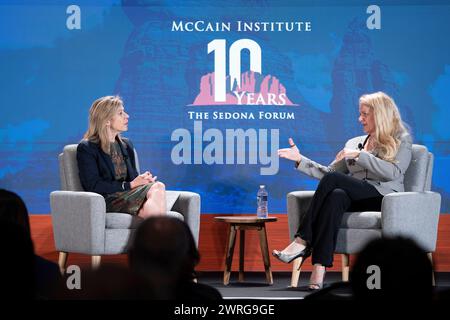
[77,137,139,196]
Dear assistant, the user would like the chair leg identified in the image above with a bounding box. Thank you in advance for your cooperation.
[428,252,436,286]
[239,229,246,283]
[91,255,101,270]
[341,254,350,282]
[290,257,303,287]
[58,252,68,275]
[257,225,273,285]
[224,225,237,286]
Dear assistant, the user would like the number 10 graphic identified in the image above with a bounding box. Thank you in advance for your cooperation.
[208,39,262,102]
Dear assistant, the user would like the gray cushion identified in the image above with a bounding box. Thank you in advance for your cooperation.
[104,229,135,254]
[404,145,429,192]
[62,144,84,191]
[335,228,382,254]
[340,211,381,229]
[106,211,184,229]
[166,211,185,221]
[106,213,144,229]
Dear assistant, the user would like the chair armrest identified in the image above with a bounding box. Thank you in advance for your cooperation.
[381,191,441,252]
[50,191,106,255]
[169,191,201,246]
[287,191,315,241]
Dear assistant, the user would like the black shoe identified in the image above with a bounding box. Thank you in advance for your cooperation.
[272,246,312,264]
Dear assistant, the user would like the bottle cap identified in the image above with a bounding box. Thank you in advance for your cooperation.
[260,185,265,188]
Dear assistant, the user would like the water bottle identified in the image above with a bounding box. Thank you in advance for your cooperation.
[257,185,268,218]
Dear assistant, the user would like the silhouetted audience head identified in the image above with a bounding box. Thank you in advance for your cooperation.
[0,188,60,299]
[130,216,199,278]
[0,222,36,299]
[129,216,221,300]
[351,236,433,301]
[0,189,31,234]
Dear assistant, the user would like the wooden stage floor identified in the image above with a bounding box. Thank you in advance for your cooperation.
[30,214,450,272]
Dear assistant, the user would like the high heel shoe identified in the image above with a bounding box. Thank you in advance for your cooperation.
[308,268,326,291]
[308,283,323,291]
[272,246,312,264]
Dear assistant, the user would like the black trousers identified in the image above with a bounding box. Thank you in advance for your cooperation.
[296,172,383,267]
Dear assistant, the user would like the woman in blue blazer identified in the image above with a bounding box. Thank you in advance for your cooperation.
[273,92,412,290]
[77,96,167,218]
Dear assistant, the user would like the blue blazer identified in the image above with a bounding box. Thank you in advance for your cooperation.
[77,137,139,196]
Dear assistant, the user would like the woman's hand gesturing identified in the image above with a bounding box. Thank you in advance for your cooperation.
[335,148,360,162]
[277,138,302,163]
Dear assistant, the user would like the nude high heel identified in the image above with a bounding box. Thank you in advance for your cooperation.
[308,267,326,291]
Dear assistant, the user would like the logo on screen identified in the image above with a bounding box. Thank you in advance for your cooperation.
[191,39,297,106]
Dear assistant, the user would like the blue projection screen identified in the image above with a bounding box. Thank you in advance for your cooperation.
[1,0,449,214]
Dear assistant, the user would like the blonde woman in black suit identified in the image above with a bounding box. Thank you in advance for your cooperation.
[77,96,167,218]
[273,92,412,290]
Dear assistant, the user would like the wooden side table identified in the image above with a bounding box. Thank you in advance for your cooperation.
[214,216,277,285]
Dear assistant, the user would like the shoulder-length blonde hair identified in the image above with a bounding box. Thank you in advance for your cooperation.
[359,92,409,162]
[83,95,124,154]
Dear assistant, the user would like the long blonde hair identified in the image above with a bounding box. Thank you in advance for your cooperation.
[359,92,408,162]
[83,95,124,154]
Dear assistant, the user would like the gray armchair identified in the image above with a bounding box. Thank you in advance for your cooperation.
[287,144,441,287]
[50,144,201,272]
